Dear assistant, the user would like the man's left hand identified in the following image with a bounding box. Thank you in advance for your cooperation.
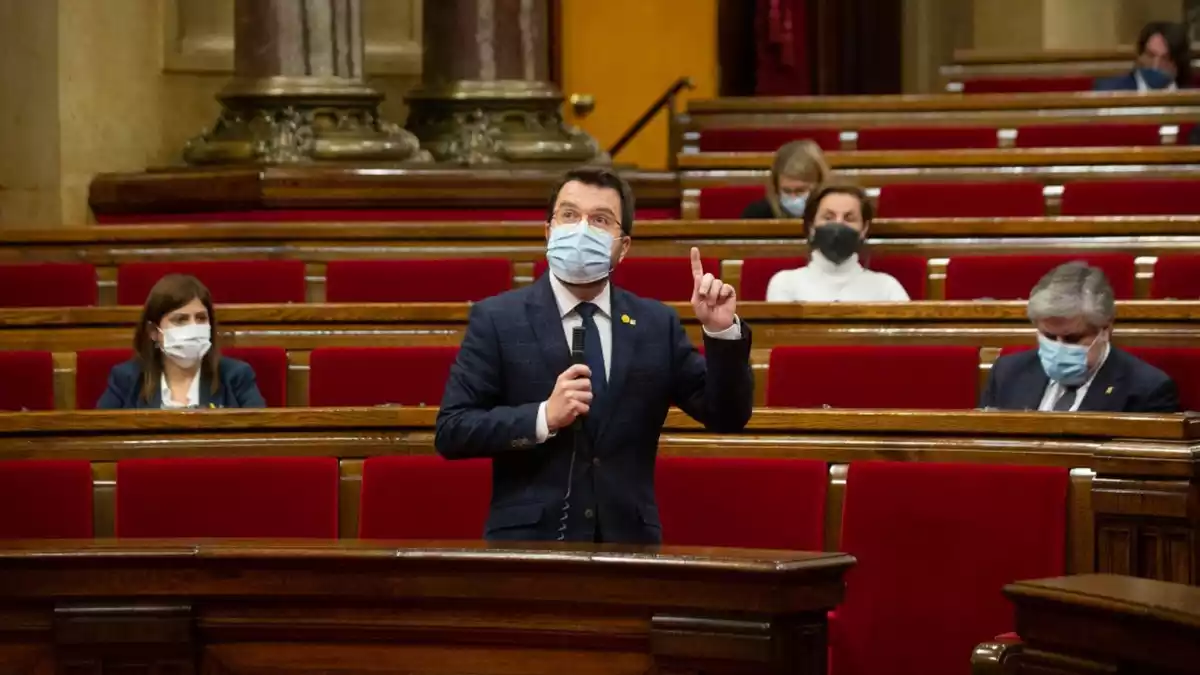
[690,247,736,333]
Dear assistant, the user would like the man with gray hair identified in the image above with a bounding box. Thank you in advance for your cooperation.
[981,262,1179,413]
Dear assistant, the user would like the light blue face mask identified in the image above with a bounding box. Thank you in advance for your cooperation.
[1037,332,1102,386]
[546,221,615,284]
[780,194,808,217]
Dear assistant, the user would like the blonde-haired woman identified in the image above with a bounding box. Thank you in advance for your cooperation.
[741,140,831,219]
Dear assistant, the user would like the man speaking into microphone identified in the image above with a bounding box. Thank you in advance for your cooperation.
[435,167,754,544]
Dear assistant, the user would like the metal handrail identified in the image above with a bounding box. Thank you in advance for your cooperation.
[607,77,695,159]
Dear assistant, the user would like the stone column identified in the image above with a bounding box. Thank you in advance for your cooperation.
[184,0,427,164]
[405,0,603,165]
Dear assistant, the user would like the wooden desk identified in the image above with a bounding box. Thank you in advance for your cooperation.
[0,539,851,675]
[0,408,1195,583]
[973,574,1200,674]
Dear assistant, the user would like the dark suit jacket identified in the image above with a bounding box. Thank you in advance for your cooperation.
[96,357,266,409]
[980,347,1180,413]
[435,275,754,544]
[741,198,777,219]
[1093,72,1139,92]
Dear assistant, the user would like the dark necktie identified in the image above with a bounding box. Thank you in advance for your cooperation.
[574,302,607,400]
[1053,385,1080,412]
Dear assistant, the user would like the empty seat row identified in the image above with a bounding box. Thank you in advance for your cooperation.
[0,455,1069,675]
[6,344,1199,412]
[694,122,1199,152]
[3,251,1200,308]
[698,179,1200,219]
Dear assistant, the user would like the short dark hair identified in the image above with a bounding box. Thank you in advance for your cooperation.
[1137,21,1192,88]
[801,183,874,235]
[546,166,636,236]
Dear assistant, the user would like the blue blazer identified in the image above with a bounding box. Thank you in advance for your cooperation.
[1093,72,1139,92]
[96,356,266,409]
[980,347,1180,413]
[435,275,754,544]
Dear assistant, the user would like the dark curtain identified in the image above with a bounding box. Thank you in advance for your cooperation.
[808,0,903,95]
[754,0,811,95]
[717,0,759,95]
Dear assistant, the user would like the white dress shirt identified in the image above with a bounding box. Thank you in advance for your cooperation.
[160,372,200,409]
[1037,342,1111,412]
[765,252,910,302]
[534,273,742,441]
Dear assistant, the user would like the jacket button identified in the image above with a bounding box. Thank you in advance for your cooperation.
[584,509,594,519]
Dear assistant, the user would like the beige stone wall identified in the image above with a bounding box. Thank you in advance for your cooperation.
[0,0,421,228]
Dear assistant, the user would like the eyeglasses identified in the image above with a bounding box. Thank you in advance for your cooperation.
[552,206,622,232]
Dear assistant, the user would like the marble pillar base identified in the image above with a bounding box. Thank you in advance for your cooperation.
[405,80,605,166]
[184,77,430,165]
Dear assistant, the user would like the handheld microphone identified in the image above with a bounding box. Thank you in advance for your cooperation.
[558,326,588,541]
[570,327,586,432]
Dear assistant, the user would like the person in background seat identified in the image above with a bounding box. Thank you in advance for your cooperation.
[741,140,830,219]
[97,274,265,409]
[1094,22,1191,92]
[981,262,1179,413]
[766,183,909,302]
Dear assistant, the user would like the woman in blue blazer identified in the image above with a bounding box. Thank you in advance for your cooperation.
[97,274,265,409]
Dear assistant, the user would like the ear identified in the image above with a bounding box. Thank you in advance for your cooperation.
[148,322,162,344]
[544,221,551,242]
[615,236,631,265]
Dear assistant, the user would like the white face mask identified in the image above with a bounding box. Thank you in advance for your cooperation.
[159,323,212,368]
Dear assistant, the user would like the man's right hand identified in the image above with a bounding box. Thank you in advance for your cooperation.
[545,364,592,433]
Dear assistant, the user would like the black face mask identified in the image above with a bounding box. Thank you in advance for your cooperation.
[809,222,861,265]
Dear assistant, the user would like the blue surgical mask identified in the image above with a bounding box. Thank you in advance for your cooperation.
[546,221,615,285]
[1037,332,1103,386]
[1136,67,1174,90]
[780,194,808,217]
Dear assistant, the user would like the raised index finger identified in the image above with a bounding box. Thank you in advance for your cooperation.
[690,247,704,279]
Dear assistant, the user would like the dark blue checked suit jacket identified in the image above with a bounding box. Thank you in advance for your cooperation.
[435,275,754,544]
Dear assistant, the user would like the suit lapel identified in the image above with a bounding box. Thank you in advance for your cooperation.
[594,289,638,445]
[526,276,571,380]
[1078,349,1127,412]
[199,372,214,409]
[1016,360,1050,411]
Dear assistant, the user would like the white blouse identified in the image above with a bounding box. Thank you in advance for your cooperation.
[160,373,200,409]
[765,252,910,302]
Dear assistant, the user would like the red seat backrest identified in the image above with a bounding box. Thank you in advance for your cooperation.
[0,263,97,308]
[698,186,767,219]
[1015,123,1164,148]
[960,76,1095,93]
[359,456,491,539]
[1123,347,1200,412]
[1152,255,1200,299]
[740,255,928,300]
[0,460,93,538]
[0,351,54,411]
[614,257,719,301]
[116,260,308,305]
[309,346,459,408]
[866,254,929,300]
[945,254,1136,300]
[877,182,1045,218]
[856,127,998,151]
[655,456,827,550]
[116,457,339,538]
[767,346,979,409]
[326,258,513,303]
[76,349,135,410]
[834,461,1067,675]
[1060,180,1200,216]
[698,128,842,152]
[223,347,288,407]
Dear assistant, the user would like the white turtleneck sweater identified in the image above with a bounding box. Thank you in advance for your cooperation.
[765,252,911,302]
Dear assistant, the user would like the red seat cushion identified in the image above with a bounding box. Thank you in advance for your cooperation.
[833,461,1067,675]
[309,346,458,407]
[960,76,1095,93]
[223,347,288,407]
[76,349,135,410]
[857,127,998,151]
[698,128,842,152]
[656,456,827,550]
[0,351,54,411]
[1060,180,1200,216]
[741,255,927,300]
[326,259,513,303]
[1015,123,1164,148]
[945,254,1136,300]
[96,208,680,225]
[1152,255,1200,299]
[877,182,1045,218]
[0,460,93,538]
[699,186,767,219]
[535,257,719,301]
[116,260,307,305]
[1123,347,1200,412]
[359,456,491,539]
[0,263,97,308]
[116,457,338,538]
[767,346,979,409]
[866,254,929,300]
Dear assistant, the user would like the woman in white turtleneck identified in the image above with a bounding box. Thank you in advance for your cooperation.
[766,183,910,302]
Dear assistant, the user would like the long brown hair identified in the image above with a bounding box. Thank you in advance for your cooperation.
[767,140,832,218]
[133,274,221,403]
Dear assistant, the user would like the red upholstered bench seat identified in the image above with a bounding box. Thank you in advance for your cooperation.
[1152,254,1200,299]
[958,76,1097,93]
[0,460,94,538]
[117,260,308,305]
[1060,179,1200,216]
[1015,123,1167,147]
[0,351,55,411]
[1124,347,1200,412]
[945,253,1136,300]
[95,208,681,225]
[697,128,842,152]
[359,456,491,539]
[534,256,719,302]
[856,126,998,151]
[0,263,97,308]
[326,258,513,303]
[309,346,459,408]
[877,182,1045,218]
[738,255,927,300]
[698,185,767,220]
